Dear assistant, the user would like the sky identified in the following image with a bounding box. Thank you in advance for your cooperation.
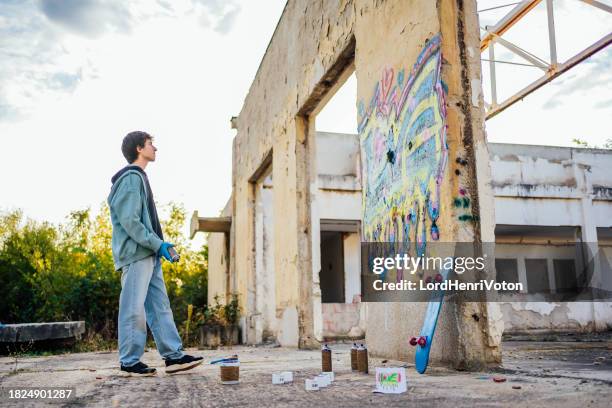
[317,0,612,146]
[0,0,287,246]
[0,0,610,245]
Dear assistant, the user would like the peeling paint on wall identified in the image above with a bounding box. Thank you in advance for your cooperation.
[358,34,448,257]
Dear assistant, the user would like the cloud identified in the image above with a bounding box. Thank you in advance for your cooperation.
[542,48,612,110]
[48,70,83,92]
[39,0,133,38]
[192,0,241,34]
[0,0,140,122]
[0,0,243,123]
[0,93,22,122]
[542,99,562,110]
[155,0,175,13]
[214,6,240,34]
[0,1,71,120]
[593,99,612,109]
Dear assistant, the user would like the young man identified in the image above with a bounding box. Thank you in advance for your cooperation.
[108,131,203,376]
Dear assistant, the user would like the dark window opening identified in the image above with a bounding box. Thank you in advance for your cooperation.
[495,258,519,292]
[554,259,578,293]
[320,231,345,303]
[525,258,550,294]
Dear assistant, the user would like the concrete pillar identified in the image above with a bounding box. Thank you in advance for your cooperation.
[295,116,319,348]
[355,0,501,368]
[232,178,255,343]
[344,232,362,304]
[573,162,606,330]
[254,175,276,342]
[273,122,303,348]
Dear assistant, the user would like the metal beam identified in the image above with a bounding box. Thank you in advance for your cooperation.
[481,0,612,120]
[580,0,612,14]
[486,33,612,119]
[488,42,498,106]
[481,0,542,52]
[489,33,549,70]
[545,0,558,66]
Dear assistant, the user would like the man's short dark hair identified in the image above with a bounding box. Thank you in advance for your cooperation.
[122,131,153,163]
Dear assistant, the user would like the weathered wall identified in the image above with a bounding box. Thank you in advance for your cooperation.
[495,242,612,333]
[491,143,612,334]
[500,301,612,333]
[230,0,501,367]
[355,0,500,368]
[490,143,612,228]
[321,302,364,339]
[316,131,361,177]
[316,130,362,223]
[232,0,357,347]
[207,198,232,306]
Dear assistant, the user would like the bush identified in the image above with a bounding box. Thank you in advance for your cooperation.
[0,202,208,350]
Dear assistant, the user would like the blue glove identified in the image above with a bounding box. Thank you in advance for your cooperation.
[158,242,175,262]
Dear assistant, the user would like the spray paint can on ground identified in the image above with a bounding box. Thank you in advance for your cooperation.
[321,344,332,372]
[211,355,239,384]
[350,343,358,371]
[357,343,368,374]
[219,360,240,384]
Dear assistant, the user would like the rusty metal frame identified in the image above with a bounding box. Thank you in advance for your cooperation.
[480,0,612,119]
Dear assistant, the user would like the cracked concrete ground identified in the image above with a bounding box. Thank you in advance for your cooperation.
[1,337,611,407]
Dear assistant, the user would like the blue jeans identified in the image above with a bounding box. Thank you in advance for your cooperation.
[118,255,184,367]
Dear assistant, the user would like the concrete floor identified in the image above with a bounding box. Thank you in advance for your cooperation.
[1,338,611,407]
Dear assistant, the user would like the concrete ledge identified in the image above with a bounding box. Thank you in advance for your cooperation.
[190,210,231,238]
[0,321,85,343]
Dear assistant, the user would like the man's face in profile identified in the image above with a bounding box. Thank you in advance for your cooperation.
[137,138,157,162]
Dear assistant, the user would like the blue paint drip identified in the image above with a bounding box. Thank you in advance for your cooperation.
[441,80,449,95]
[431,221,439,240]
[397,69,405,86]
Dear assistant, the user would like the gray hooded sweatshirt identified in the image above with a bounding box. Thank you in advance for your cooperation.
[107,168,163,271]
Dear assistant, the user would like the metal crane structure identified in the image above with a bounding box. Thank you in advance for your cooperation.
[479,0,612,120]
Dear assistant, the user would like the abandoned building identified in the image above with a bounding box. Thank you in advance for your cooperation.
[190,0,612,368]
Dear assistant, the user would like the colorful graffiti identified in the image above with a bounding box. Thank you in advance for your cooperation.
[378,371,401,385]
[358,34,448,256]
[455,186,478,222]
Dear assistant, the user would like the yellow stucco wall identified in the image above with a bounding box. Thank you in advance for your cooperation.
[225,0,501,367]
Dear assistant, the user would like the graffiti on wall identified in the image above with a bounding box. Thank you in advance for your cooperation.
[358,34,448,257]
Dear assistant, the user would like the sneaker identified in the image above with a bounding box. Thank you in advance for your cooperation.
[120,362,157,377]
[165,354,204,374]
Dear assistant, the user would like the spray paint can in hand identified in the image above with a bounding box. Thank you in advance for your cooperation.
[350,343,358,371]
[168,246,180,262]
[357,343,368,374]
[321,344,332,372]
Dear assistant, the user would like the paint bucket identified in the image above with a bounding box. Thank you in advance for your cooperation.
[219,361,240,384]
[350,343,358,371]
[272,371,293,384]
[321,344,332,373]
[305,378,320,391]
[321,371,334,382]
[316,374,330,387]
[357,344,368,374]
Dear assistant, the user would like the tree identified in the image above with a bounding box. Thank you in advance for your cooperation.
[0,202,208,349]
[571,138,612,149]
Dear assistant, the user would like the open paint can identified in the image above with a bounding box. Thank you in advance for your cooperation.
[357,344,368,374]
[350,343,358,371]
[321,344,332,372]
[220,361,240,385]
